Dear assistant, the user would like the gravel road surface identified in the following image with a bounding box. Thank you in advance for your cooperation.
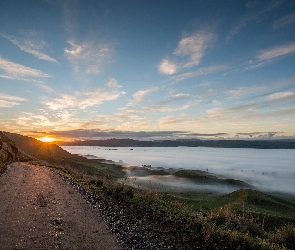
[0,162,121,250]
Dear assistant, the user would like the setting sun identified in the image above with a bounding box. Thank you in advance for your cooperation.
[38,137,56,143]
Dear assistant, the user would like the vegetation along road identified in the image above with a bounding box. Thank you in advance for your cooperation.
[0,162,121,250]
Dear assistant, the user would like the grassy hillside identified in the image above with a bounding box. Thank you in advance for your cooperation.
[0,132,19,172]
[173,169,252,188]
[4,131,79,162]
[3,131,125,179]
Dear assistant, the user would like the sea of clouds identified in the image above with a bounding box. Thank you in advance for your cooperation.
[62,146,295,194]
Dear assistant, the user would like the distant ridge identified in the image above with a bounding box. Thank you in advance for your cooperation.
[57,138,295,149]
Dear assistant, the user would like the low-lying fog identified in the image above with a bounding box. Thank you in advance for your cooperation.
[62,146,295,195]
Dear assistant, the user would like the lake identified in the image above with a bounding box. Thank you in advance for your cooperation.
[62,146,295,194]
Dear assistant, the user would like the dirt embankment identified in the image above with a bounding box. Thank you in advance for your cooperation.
[0,162,121,249]
[0,132,19,172]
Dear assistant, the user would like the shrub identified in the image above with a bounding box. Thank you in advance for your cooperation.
[272,224,295,249]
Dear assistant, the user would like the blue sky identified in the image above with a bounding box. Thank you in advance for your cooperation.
[1,0,295,141]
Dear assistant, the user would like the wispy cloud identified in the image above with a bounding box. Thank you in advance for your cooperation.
[143,93,200,112]
[106,78,122,89]
[0,57,51,80]
[157,105,295,135]
[116,87,159,121]
[144,100,200,113]
[174,31,214,68]
[0,93,27,107]
[257,43,295,61]
[267,91,295,101]
[1,34,58,63]
[132,87,159,105]
[14,109,109,132]
[42,88,125,110]
[158,114,193,126]
[158,30,214,75]
[273,13,295,29]
[34,82,57,94]
[116,107,141,120]
[225,86,264,98]
[169,65,226,83]
[227,0,285,41]
[116,121,150,131]
[204,90,295,121]
[14,109,89,132]
[64,40,114,74]
[16,112,56,128]
[242,43,295,71]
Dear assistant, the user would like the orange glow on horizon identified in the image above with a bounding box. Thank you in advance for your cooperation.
[37,136,56,143]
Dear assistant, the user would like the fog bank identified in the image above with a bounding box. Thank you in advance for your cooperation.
[62,146,295,194]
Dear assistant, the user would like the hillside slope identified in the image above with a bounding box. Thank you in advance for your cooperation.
[224,189,295,217]
[1,132,124,178]
[3,132,78,163]
[0,132,19,172]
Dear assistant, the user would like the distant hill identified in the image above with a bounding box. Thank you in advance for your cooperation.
[58,138,295,149]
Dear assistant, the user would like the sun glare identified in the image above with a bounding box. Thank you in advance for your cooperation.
[38,136,56,143]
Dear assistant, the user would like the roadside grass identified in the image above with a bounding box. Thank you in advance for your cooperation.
[50,161,295,250]
[77,160,125,178]
[163,189,295,229]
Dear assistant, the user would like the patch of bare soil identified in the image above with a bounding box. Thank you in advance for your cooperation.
[0,162,121,250]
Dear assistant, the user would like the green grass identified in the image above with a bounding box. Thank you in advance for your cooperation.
[50,157,294,249]
[173,169,252,188]
[75,160,125,178]
[162,188,295,231]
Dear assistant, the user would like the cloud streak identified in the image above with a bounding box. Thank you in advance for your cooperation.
[42,88,125,110]
[273,13,295,29]
[173,31,214,68]
[0,92,27,107]
[0,57,50,80]
[169,65,226,83]
[1,34,58,63]
[143,93,200,112]
[226,0,285,41]
[225,86,264,99]
[267,91,295,101]
[257,43,295,61]
[131,87,159,105]
[158,30,214,75]
[64,40,114,74]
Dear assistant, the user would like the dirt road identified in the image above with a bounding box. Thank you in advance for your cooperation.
[0,162,121,250]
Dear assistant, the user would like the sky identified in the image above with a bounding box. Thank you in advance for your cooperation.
[0,0,295,141]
